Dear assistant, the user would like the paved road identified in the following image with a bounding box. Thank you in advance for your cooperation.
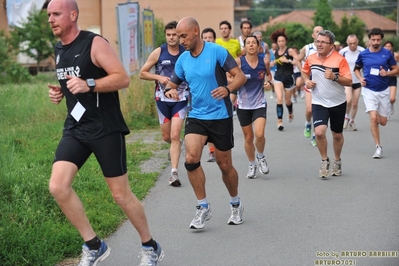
[104,92,399,266]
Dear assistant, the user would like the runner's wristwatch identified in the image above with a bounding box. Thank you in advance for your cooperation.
[86,78,96,92]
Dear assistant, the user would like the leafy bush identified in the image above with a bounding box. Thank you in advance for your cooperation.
[0,31,31,84]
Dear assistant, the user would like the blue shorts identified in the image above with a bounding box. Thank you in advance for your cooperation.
[156,100,188,124]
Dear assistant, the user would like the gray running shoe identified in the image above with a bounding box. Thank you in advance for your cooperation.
[138,242,165,266]
[169,171,181,187]
[189,205,212,229]
[227,201,244,225]
[257,156,269,174]
[373,145,383,159]
[78,240,110,266]
[246,164,257,179]
[331,159,342,176]
[319,158,330,178]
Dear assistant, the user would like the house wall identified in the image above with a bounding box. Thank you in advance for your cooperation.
[1,0,234,54]
[76,0,235,55]
[0,1,7,33]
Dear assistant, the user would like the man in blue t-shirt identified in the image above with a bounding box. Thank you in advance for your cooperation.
[164,16,246,230]
[354,27,399,159]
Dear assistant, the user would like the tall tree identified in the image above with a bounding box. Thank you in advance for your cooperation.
[336,15,366,48]
[9,10,57,73]
[263,22,312,49]
[154,18,165,48]
[0,31,31,83]
[313,0,337,31]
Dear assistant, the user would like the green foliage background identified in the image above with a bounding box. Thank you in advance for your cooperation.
[9,10,57,73]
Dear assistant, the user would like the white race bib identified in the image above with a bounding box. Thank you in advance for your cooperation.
[370,68,379,76]
[71,101,86,122]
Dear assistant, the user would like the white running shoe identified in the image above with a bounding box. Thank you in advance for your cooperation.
[246,164,257,179]
[349,121,357,131]
[207,152,216,162]
[227,201,244,225]
[373,146,383,159]
[257,156,269,174]
[189,205,212,229]
[169,171,181,187]
[343,117,349,129]
[78,241,110,266]
[138,242,165,266]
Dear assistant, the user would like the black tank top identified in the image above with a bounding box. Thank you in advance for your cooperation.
[54,30,129,139]
[274,48,294,76]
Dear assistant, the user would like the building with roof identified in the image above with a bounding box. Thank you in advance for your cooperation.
[252,9,398,39]
[1,0,252,56]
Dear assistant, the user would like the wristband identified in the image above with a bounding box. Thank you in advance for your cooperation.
[223,86,231,95]
[333,74,339,82]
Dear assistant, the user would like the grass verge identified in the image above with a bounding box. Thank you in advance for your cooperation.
[0,72,165,265]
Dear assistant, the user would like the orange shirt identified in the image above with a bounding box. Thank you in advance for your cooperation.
[302,50,351,107]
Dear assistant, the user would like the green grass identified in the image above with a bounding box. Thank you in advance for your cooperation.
[0,73,164,265]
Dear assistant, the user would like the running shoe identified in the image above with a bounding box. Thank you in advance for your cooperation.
[304,123,311,138]
[78,240,110,266]
[207,152,216,162]
[277,120,284,131]
[169,171,181,187]
[257,156,269,174]
[246,164,257,179]
[227,201,244,225]
[138,242,165,266]
[189,205,212,229]
[288,113,294,123]
[331,159,342,176]
[349,121,357,131]
[343,117,349,129]
[311,137,317,147]
[373,145,383,159]
[319,158,330,178]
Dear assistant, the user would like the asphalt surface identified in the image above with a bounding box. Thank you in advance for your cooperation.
[103,91,399,266]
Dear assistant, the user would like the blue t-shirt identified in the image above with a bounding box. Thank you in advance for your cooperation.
[355,47,397,92]
[269,49,277,72]
[171,41,238,120]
